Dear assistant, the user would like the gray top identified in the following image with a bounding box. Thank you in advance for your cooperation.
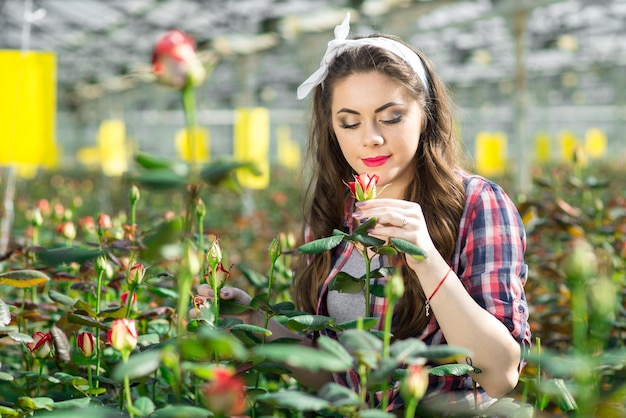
[326,249,384,325]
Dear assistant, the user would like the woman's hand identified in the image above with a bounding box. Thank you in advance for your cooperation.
[189,284,261,327]
[352,198,441,268]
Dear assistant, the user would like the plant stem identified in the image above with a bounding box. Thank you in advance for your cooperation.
[404,398,418,418]
[363,250,372,317]
[96,269,105,315]
[122,352,135,417]
[87,360,93,395]
[36,360,44,396]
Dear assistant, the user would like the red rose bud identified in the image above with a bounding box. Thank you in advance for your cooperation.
[97,214,112,230]
[77,331,96,357]
[121,291,137,307]
[127,263,146,286]
[347,173,381,201]
[27,331,53,359]
[152,29,206,89]
[108,318,138,352]
[57,221,77,240]
[200,366,247,415]
[400,363,429,402]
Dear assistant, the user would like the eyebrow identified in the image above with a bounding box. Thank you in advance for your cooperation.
[336,102,401,115]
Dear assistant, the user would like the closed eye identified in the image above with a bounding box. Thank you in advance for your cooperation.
[340,123,360,129]
[382,115,402,124]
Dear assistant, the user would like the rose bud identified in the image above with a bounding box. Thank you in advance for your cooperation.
[27,331,54,359]
[77,331,96,358]
[346,173,382,201]
[107,318,138,353]
[200,366,247,415]
[152,29,206,89]
[127,263,146,286]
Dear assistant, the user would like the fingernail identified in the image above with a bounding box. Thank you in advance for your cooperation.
[352,211,362,218]
[220,289,229,297]
[359,218,370,224]
[355,201,366,207]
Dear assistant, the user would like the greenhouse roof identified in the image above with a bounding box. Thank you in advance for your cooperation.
[2,0,626,106]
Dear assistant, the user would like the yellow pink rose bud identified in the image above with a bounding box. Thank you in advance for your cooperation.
[127,262,146,286]
[108,318,138,353]
[400,363,429,402]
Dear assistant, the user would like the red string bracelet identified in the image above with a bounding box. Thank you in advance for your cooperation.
[425,266,453,317]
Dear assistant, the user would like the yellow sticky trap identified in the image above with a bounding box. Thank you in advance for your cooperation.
[584,128,606,159]
[277,125,301,170]
[175,126,210,163]
[534,131,551,164]
[234,107,270,189]
[0,50,57,172]
[475,131,507,177]
[98,119,128,177]
[76,147,101,169]
[558,130,579,163]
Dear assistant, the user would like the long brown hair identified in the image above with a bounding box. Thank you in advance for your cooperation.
[293,34,467,339]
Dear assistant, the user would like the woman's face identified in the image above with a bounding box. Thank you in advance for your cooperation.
[330,71,424,199]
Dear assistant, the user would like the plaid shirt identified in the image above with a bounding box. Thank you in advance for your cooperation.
[312,172,531,413]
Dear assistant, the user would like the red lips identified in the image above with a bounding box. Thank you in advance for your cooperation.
[362,156,390,167]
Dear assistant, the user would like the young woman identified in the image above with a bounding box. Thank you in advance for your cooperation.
[195,14,530,414]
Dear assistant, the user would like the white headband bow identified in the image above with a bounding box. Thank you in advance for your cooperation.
[296,13,430,100]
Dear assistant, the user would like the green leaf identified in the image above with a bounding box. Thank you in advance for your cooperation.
[0,405,19,416]
[230,323,272,336]
[53,372,88,386]
[36,247,103,267]
[67,313,109,330]
[195,327,248,361]
[50,398,92,410]
[317,336,354,366]
[252,344,352,372]
[140,217,184,262]
[219,299,252,315]
[0,269,50,288]
[48,290,77,306]
[149,405,214,418]
[0,298,10,327]
[17,396,54,411]
[429,364,474,377]
[128,169,187,190]
[286,314,335,332]
[358,410,397,417]
[133,397,156,417]
[335,317,379,331]
[256,390,330,411]
[112,349,162,381]
[354,217,378,235]
[332,229,350,237]
[317,382,363,407]
[237,263,268,288]
[389,237,428,260]
[0,371,14,381]
[297,235,344,254]
[201,158,252,186]
[372,245,398,256]
[353,233,385,247]
[329,272,363,294]
[9,331,34,343]
[338,329,382,369]
[389,338,428,362]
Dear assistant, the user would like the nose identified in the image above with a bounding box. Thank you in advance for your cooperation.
[362,122,384,147]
